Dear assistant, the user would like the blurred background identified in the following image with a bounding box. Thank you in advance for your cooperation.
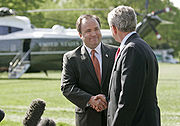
[0,0,180,57]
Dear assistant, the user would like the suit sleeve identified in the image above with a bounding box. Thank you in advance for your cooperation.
[112,46,147,126]
[61,53,92,109]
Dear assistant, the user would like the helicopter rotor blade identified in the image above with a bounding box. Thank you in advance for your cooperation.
[152,7,171,15]
[161,19,174,24]
[26,8,109,13]
[145,0,149,13]
[148,21,161,40]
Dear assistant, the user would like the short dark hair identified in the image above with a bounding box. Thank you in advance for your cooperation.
[76,15,101,34]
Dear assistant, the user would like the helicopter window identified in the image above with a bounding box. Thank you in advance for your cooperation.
[0,26,8,35]
[0,39,21,52]
[11,27,23,33]
[0,26,22,35]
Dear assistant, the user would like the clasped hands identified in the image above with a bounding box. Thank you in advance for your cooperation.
[88,94,107,112]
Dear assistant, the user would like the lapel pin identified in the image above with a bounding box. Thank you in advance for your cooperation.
[105,54,108,58]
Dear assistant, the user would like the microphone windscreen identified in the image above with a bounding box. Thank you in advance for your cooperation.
[0,109,5,122]
[37,118,56,126]
[23,99,46,126]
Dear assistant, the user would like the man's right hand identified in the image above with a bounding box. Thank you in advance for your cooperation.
[88,94,107,112]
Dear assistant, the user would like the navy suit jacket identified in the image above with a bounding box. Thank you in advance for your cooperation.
[107,33,161,126]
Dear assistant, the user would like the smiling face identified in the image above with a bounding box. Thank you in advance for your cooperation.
[79,18,102,49]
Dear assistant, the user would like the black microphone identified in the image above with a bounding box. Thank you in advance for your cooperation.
[37,118,56,126]
[0,109,5,122]
[23,99,46,126]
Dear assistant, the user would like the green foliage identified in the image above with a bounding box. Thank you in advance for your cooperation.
[0,0,46,27]
[0,0,45,11]
[1,0,180,55]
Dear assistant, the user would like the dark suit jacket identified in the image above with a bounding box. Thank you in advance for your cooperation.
[107,33,161,126]
[0,109,5,122]
[61,43,117,126]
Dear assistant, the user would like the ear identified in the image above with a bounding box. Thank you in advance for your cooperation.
[112,25,117,35]
[79,32,82,38]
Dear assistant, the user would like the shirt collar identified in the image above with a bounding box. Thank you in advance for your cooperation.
[120,31,136,50]
[84,42,102,55]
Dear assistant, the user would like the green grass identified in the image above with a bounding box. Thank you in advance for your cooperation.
[0,71,74,126]
[0,63,180,126]
[158,63,180,126]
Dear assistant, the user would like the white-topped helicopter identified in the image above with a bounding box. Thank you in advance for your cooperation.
[0,2,171,78]
[0,7,117,78]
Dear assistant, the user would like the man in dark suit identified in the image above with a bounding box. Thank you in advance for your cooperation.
[61,15,117,126]
[107,5,161,126]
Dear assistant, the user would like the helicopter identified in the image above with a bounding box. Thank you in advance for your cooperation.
[0,7,118,78]
[0,1,171,78]
[135,0,172,40]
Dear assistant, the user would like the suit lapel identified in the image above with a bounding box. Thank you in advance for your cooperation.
[108,33,139,97]
[116,33,138,62]
[80,46,100,86]
[101,44,109,86]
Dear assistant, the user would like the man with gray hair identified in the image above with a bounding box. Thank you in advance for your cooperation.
[107,5,161,126]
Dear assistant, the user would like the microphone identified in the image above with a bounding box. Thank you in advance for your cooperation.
[37,118,56,126]
[23,99,46,126]
[0,109,5,122]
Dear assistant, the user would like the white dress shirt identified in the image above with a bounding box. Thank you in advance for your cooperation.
[84,43,102,77]
[119,31,136,50]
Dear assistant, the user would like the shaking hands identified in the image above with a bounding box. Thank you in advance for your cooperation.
[88,94,107,112]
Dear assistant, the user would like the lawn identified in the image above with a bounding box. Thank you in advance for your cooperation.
[158,63,180,126]
[0,71,74,126]
[0,63,180,126]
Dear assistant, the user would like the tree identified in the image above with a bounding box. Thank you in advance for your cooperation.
[30,0,180,56]
[1,0,180,56]
[0,0,46,27]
